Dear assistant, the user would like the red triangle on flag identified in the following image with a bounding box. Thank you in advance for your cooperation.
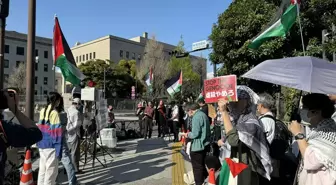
[225,158,248,178]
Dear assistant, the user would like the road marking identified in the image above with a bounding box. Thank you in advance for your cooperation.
[172,142,186,185]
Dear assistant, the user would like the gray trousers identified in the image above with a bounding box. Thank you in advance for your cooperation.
[68,136,80,172]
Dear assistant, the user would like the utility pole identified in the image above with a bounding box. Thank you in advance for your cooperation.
[322,29,327,60]
[213,63,217,77]
[332,23,336,63]
[103,68,106,99]
[0,0,9,89]
[25,0,36,119]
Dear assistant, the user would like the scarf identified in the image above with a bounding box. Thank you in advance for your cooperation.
[233,111,273,180]
[298,118,336,180]
[158,105,166,119]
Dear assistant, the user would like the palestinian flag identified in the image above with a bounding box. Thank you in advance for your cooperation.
[219,158,248,185]
[143,66,153,86]
[164,70,182,96]
[248,0,299,49]
[53,16,85,85]
[198,89,205,101]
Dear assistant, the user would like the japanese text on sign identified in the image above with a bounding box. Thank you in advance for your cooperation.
[203,75,237,103]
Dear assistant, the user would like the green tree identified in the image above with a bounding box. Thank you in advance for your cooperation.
[175,35,186,53]
[79,59,135,98]
[210,0,336,119]
[118,59,137,78]
[168,56,200,101]
[117,59,144,96]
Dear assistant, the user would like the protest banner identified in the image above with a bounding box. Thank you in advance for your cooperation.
[203,75,237,103]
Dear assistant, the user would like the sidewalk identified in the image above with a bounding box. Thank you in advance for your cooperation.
[55,135,180,184]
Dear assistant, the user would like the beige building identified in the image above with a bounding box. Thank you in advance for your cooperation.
[70,32,207,83]
[4,31,55,96]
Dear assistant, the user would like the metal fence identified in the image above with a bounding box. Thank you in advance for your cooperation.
[107,98,139,111]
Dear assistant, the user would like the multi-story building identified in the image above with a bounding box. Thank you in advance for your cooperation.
[4,31,55,96]
[71,32,207,80]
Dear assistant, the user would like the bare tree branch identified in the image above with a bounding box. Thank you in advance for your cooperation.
[137,35,169,98]
[7,63,26,94]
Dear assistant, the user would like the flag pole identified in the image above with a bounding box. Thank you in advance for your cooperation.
[296,2,306,56]
[180,69,183,99]
[52,14,57,91]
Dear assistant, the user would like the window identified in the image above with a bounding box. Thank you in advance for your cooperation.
[132,53,135,60]
[120,50,123,57]
[35,77,38,84]
[44,51,48,58]
[44,64,48,72]
[93,52,96,59]
[138,54,141,60]
[82,55,85,61]
[79,55,81,62]
[35,63,38,71]
[35,49,38,56]
[126,51,129,59]
[16,61,22,68]
[89,53,92,60]
[86,54,88,61]
[44,77,48,85]
[34,90,37,95]
[4,60,9,68]
[5,45,9,54]
[16,47,24,55]
[43,90,48,95]
[76,56,78,62]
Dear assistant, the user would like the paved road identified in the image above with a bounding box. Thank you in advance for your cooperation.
[54,114,191,185]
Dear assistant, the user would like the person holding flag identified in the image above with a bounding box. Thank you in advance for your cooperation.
[217,88,272,185]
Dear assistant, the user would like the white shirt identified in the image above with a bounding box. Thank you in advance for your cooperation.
[259,112,275,144]
[172,105,179,122]
[66,105,82,142]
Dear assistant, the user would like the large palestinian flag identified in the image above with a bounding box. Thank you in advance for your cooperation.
[164,70,182,96]
[219,158,248,185]
[248,0,299,49]
[53,16,85,85]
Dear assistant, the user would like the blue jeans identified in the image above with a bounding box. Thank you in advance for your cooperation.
[61,139,78,185]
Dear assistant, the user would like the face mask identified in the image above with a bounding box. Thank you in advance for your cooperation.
[299,109,310,123]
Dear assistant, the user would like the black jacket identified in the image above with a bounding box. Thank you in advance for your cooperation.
[0,119,42,184]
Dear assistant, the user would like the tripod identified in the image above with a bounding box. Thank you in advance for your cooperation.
[80,112,114,170]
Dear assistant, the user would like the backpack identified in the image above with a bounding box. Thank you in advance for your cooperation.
[259,115,291,160]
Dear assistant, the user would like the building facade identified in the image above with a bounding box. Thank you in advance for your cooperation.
[4,31,55,96]
[70,32,207,81]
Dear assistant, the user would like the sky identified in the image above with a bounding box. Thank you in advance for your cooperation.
[6,0,230,74]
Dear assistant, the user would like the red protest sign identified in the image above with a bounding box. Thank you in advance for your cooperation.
[203,75,237,103]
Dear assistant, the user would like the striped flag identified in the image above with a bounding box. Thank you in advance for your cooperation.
[53,16,85,85]
[249,0,299,49]
[219,158,248,185]
[144,66,153,86]
[164,70,182,96]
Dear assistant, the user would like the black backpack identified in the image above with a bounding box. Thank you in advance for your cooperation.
[260,115,291,160]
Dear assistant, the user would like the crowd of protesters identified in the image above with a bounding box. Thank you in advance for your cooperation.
[135,89,336,185]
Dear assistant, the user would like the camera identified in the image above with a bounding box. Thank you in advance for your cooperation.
[0,88,17,109]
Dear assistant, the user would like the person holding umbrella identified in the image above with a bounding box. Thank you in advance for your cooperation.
[289,93,336,185]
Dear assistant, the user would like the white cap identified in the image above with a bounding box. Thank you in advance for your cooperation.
[73,98,81,104]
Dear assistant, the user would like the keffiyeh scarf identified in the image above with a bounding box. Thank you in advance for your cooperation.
[298,118,336,180]
[230,87,272,180]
